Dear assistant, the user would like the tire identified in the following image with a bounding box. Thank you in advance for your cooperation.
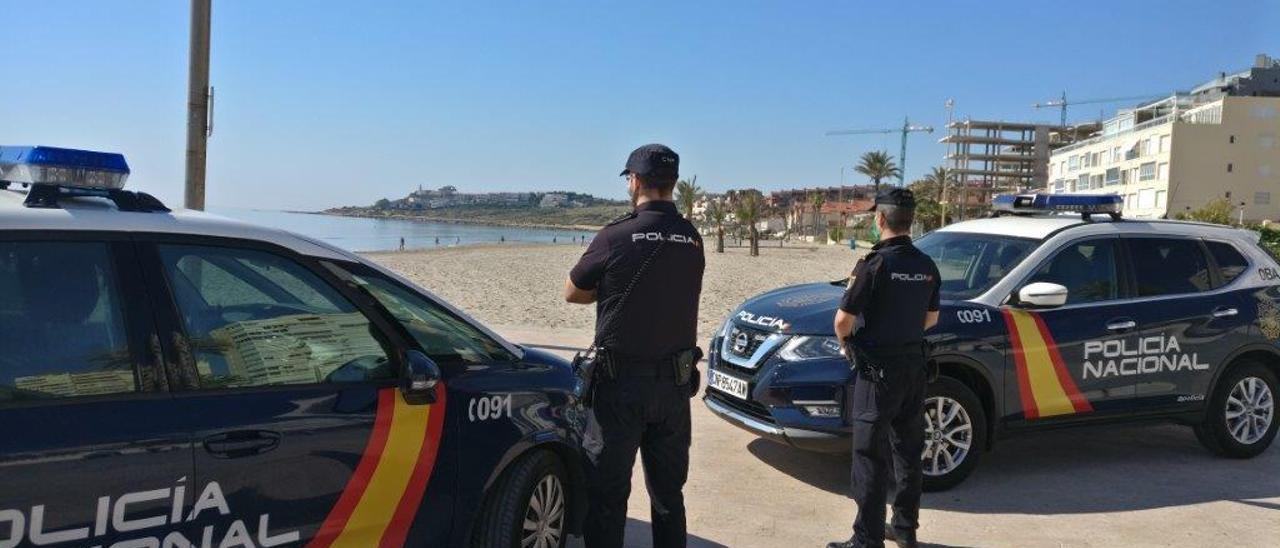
[922,376,987,492]
[1194,361,1278,458]
[471,450,569,548]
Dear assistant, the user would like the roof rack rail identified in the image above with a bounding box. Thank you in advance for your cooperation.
[19,183,170,213]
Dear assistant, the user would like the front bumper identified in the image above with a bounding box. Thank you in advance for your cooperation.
[704,391,848,453]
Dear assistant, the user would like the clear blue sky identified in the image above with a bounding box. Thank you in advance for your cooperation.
[5,0,1278,210]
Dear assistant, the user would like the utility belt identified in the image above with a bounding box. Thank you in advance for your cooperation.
[844,339,934,384]
[572,346,702,407]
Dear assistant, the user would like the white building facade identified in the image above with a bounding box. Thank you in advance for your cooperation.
[1047,95,1280,222]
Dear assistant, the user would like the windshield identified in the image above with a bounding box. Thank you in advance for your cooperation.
[914,231,1038,301]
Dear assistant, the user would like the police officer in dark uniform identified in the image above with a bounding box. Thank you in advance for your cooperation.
[564,143,705,548]
[828,188,940,548]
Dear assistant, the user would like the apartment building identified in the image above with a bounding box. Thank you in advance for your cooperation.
[1047,55,1280,222]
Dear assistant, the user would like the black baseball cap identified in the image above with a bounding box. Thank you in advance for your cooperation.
[619,144,679,179]
[870,187,915,211]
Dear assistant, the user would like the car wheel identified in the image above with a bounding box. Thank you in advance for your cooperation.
[1194,361,1278,458]
[471,450,569,548]
[922,376,987,492]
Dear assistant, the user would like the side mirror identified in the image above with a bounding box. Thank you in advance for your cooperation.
[1017,282,1069,309]
[401,350,441,405]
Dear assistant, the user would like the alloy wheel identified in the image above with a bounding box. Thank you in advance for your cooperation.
[521,474,565,548]
[1225,376,1275,445]
[923,396,973,476]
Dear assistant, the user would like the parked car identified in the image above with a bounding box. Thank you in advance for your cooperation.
[705,194,1280,490]
[0,146,584,548]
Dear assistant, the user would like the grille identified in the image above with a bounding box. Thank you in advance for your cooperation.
[725,324,771,359]
[707,390,774,424]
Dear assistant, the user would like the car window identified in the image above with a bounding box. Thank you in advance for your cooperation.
[158,245,394,388]
[914,232,1037,300]
[341,267,516,364]
[1128,238,1213,297]
[1205,241,1249,286]
[0,242,138,401]
[1028,239,1120,304]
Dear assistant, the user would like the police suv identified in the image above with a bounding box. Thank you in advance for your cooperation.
[705,194,1280,490]
[0,146,586,547]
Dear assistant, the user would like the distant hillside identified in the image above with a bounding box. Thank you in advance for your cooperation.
[326,186,631,230]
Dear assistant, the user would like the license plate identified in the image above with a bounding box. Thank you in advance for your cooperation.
[708,369,749,400]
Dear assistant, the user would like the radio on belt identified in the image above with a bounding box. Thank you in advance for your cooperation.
[991,192,1123,220]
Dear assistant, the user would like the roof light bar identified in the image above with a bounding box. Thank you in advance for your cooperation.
[0,146,130,190]
[992,193,1122,220]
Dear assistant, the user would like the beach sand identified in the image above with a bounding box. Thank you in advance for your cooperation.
[364,242,859,343]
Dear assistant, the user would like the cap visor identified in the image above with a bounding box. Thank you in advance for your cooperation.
[619,169,630,176]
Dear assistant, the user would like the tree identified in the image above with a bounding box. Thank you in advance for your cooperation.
[809,192,826,241]
[733,189,764,257]
[908,167,957,231]
[854,151,902,195]
[921,166,959,226]
[374,198,391,209]
[1176,198,1234,225]
[704,197,728,253]
[675,175,702,221]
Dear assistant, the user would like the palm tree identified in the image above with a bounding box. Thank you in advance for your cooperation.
[734,189,764,257]
[854,151,902,195]
[704,197,728,253]
[675,176,702,221]
[809,192,826,240]
[920,166,957,225]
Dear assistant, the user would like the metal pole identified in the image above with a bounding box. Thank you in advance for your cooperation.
[1059,91,1067,127]
[941,100,954,226]
[184,0,212,211]
[898,117,908,187]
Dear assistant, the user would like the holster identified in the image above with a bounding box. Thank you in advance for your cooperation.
[850,346,886,384]
[671,347,703,391]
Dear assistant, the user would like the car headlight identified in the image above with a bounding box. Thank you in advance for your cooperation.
[777,336,845,362]
[717,316,734,340]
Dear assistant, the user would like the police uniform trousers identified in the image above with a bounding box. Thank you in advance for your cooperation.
[848,345,927,548]
[584,366,692,548]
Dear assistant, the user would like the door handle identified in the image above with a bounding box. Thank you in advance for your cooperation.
[203,430,282,459]
[1106,320,1137,332]
[1212,307,1239,318]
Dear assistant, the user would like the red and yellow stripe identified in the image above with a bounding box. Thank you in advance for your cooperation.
[1002,309,1092,419]
[309,385,447,548]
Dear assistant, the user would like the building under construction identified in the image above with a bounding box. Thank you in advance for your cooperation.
[941,120,1095,218]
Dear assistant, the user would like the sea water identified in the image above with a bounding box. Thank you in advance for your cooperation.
[210,207,597,252]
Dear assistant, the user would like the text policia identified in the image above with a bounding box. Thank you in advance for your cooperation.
[0,480,299,548]
[1082,333,1209,380]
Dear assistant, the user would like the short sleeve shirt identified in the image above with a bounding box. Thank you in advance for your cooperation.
[839,235,940,346]
[570,201,706,360]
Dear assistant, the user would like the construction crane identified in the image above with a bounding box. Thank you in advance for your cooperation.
[825,117,933,186]
[1033,92,1165,127]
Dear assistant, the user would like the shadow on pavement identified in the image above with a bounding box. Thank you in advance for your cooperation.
[566,518,729,547]
[749,423,1280,515]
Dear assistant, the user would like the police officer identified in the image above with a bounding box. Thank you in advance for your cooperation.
[828,188,940,548]
[564,144,705,548]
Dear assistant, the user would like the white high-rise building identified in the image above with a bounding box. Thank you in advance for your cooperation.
[1047,55,1280,222]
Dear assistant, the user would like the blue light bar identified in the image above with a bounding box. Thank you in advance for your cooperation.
[0,146,130,190]
[993,193,1122,216]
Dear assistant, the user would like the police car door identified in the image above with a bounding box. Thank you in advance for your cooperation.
[0,236,194,547]
[139,240,450,546]
[1118,237,1249,413]
[1003,236,1132,425]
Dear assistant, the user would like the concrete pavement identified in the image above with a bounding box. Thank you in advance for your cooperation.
[497,325,1280,548]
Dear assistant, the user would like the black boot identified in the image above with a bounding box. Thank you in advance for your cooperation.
[884,524,918,548]
[826,539,858,548]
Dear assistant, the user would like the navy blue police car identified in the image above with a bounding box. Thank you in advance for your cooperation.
[0,146,586,547]
[705,194,1280,490]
